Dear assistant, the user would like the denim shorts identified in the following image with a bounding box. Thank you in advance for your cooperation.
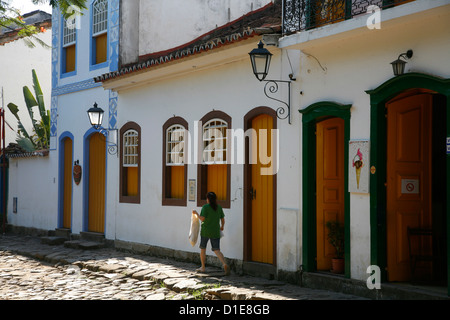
[199,236,220,251]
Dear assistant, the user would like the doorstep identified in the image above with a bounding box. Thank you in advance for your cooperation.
[301,271,449,300]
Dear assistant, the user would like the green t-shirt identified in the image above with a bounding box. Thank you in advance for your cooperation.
[200,204,224,239]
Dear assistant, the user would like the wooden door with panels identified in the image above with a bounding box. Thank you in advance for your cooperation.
[245,112,276,265]
[62,137,73,229]
[316,117,345,271]
[88,132,106,233]
[386,93,433,282]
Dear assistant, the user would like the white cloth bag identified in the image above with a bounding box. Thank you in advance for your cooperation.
[189,213,200,246]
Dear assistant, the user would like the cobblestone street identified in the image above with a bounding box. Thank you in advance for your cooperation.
[0,233,368,301]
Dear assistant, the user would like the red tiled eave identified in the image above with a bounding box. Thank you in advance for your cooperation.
[94,1,281,83]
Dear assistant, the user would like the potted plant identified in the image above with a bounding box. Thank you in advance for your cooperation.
[326,220,345,274]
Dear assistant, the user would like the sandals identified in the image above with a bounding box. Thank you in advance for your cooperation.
[224,265,230,276]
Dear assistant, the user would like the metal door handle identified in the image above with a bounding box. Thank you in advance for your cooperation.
[250,187,256,200]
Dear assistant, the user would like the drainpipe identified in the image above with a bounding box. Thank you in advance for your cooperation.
[1,108,5,235]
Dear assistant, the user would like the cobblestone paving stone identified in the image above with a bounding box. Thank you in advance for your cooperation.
[0,234,368,300]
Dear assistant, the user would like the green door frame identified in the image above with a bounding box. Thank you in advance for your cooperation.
[366,73,450,295]
[299,101,351,278]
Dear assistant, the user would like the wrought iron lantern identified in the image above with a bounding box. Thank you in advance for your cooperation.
[87,102,118,155]
[249,40,273,81]
[249,41,295,124]
[87,102,104,130]
[391,50,413,76]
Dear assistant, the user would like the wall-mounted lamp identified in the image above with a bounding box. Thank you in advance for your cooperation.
[390,50,413,76]
[249,40,295,124]
[87,102,118,155]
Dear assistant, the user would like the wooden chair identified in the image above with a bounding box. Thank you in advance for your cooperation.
[407,227,444,284]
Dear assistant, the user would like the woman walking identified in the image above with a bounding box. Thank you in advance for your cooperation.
[192,192,230,275]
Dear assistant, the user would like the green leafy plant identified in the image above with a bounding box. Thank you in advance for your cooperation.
[0,1,87,48]
[326,220,345,259]
[7,69,50,152]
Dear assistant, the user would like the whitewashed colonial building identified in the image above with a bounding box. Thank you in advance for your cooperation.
[7,0,449,298]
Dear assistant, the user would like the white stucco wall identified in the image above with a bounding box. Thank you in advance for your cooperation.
[7,155,58,230]
[0,30,52,146]
[281,1,450,280]
[49,86,111,235]
[111,46,301,272]
[136,0,272,56]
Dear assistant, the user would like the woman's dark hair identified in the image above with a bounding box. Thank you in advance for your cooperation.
[206,192,218,211]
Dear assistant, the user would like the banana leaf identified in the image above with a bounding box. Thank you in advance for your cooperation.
[6,102,34,145]
[32,69,49,128]
[23,85,40,139]
[16,136,35,152]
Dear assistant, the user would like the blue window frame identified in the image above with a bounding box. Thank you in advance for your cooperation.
[90,0,109,70]
[60,13,77,77]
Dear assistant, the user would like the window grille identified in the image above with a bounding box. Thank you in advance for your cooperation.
[202,119,227,164]
[166,125,185,165]
[63,18,76,47]
[123,130,138,167]
[93,0,108,36]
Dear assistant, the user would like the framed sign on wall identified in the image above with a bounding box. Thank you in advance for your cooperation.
[349,140,370,193]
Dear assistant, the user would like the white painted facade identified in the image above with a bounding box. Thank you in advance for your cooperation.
[0,15,52,146]
[7,0,449,292]
[8,1,121,233]
[278,0,450,281]
[119,0,272,65]
[7,155,58,230]
[102,0,450,285]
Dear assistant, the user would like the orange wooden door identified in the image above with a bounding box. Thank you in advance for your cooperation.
[250,114,274,264]
[88,133,106,233]
[386,94,433,281]
[63,138,73,229]
[316,117,345,271]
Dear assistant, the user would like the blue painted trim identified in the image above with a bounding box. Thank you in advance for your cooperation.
[108,0,120,72]
[83,127,108,233]
[58,131,74,229]
[51,9,60,90]
[60,13,78,78]
[52,78,102,97]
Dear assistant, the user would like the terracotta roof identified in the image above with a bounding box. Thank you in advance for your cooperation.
[0,10,52,46]
[4,143,49,158]
[94,1,281,83]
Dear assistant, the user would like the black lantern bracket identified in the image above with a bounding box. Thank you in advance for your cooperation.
[390,50,413,76]
[97,127,118,156]
[249,41,296,124]
[262,78,295,124]
[87,103,118,156]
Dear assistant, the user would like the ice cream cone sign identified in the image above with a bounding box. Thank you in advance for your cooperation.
[352,148,364,189]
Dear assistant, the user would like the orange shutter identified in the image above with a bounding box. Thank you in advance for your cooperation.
[170,166,185,199]
[95,33,107,64]
[65,44,76,73]
[126,167,139,197]
[207,164,227,201]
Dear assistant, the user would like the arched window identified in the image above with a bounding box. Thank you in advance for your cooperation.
[162,117,188,206]
[92,0,108,65]
[198,111,231,208]
[120,122,140,203]
[62,14,77,73]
